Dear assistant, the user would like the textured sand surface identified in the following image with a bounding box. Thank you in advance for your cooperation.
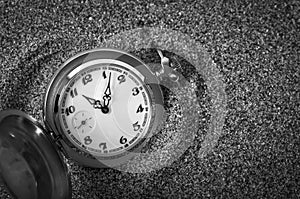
[0,0,299,198]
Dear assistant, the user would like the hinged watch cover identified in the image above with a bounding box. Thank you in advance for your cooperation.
[0,110,71,199]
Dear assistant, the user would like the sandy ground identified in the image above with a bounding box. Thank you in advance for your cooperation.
[0,0,299,198]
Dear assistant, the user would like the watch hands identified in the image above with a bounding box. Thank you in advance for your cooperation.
[82,94,103,109]
[103,72,112,107]
[104,72,112,96]
[82,94,96,105]
[76,118,88,129]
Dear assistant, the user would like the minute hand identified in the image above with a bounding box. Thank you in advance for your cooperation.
[103,72,112,106]
[104,72,112,96]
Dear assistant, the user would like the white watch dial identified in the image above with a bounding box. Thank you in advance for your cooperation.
[59,63,153,157]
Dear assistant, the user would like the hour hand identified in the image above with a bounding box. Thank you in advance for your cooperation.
[82,95,103,109]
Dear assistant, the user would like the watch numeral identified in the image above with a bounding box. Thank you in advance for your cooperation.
[117,75,126,84]
[136,104,144,113]
[83,74,93,85]
[132,87,140,96]
[120,136,127,144]
[103,71,107,79]
[70,88,78,98]
[133,121,141,131]
[84,136,92,145]
[99,142,107,150]
[65,105,75,116]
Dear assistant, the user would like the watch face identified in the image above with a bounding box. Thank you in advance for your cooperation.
[44,49,164,167]
[59,62,154,157]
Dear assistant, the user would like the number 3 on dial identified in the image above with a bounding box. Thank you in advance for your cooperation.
[132,87,139,96]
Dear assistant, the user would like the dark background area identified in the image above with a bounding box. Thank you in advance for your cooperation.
[0,0,299,198]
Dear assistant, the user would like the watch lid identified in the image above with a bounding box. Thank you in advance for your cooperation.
[0,109,71,199]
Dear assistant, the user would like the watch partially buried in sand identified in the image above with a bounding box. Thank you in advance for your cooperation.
[0,48,182,199]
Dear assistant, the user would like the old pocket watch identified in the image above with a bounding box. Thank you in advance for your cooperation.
[0,48,182,199]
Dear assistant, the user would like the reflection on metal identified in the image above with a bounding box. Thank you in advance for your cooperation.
[0,110,71,199]
[156,49,180,86]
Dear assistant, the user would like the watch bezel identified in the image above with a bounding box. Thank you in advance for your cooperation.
[43,48,165,168]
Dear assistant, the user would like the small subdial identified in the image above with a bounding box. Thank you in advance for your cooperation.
[72,111,95,134]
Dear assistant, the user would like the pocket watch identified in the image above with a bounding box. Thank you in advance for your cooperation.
[0,48,182,199]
